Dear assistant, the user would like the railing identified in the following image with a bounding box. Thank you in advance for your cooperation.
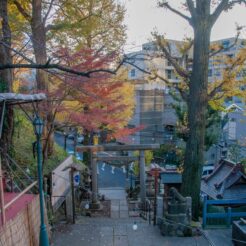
[202,195,246,229]
[140,198,152,224]
[4,181,37,210]
[0,147,37,226]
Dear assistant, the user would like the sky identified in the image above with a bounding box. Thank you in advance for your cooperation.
[123,0,246,52]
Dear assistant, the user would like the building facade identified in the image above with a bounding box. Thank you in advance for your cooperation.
[126,40,185,144]
[126,37,246,163]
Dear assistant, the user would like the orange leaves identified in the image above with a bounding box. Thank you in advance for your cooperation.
[52,48,135,139]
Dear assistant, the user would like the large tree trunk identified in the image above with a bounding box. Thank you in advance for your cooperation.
[31,0,48,91]
[31,0,54,160]
[181,3,212,220]
[0,0,14,159]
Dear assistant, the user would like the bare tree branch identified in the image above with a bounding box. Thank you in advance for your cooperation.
[0,62,125,77]
[123,60,151,76]
[155,35,190,79]
[209,31,240,57]
[208,81,225,99]
[0,38,128,76]
[43,0,55,24]
[0,41,34,64]
[186,0,196,17]
[13,0,31,21]
[150,72,189,102]
[11,38,31,59]
[210,0,229,26]
[158,1,192,25]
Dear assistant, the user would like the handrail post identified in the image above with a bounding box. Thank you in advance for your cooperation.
[0,156,5,226]
[148,199,151,225]
[202,195,207,229]
[227,207,232,227]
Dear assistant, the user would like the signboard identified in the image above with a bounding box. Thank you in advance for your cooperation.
[73,171,80,187]
[51,155,73,211]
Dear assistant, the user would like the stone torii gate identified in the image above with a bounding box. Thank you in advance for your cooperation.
[77,144,160,208]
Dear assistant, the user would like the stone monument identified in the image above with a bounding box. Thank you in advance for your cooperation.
[159,187,192,236]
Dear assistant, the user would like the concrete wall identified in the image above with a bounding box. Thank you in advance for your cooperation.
[0,195,49,246]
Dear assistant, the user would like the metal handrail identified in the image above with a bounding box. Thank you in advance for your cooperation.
[4,181,37,210]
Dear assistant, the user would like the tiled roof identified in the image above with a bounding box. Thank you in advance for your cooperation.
[201,159,246,200]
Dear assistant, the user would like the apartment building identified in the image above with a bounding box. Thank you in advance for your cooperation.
[126,37,246,158]
[126,40,185,144]
[209,38,246,107]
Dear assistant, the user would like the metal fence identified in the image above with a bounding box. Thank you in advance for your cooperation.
[202,195,246,229]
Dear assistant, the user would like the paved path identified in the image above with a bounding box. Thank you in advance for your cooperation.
[204,229,232,246]
[51,217,209,246]
[99,187,129,219]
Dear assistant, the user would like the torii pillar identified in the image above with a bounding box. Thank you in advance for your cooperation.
[91,150,99,208]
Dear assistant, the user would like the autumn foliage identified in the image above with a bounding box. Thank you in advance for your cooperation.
[36,48,136,142]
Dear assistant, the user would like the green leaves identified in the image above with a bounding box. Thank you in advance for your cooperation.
[49,0,126,52]
[0,79,8,92]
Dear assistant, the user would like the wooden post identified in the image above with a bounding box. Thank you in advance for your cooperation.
[0,156,5,225]
[70,168,75,224]
[139,150,146,205]
[153,169,158,226]
[65,190,73,223]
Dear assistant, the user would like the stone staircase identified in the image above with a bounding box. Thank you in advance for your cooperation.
[99,187,129,219]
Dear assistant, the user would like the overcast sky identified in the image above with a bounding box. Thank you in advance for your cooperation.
[123,0,246,52]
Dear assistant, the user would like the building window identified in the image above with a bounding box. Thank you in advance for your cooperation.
[214,69,221,77]
[130,69,136,77]
[222,40,230,48]
[166,70,172,79]
[208,69,212,77]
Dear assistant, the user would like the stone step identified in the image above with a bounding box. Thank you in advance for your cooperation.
[76,216,147,226]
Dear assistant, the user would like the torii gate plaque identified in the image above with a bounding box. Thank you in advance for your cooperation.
[77,144,160,207]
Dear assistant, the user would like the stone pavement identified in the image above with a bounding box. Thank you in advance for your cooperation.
[99,187,129,219]
[51,187,233,246]
[51,217,210,246]
[204,229,232,246]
